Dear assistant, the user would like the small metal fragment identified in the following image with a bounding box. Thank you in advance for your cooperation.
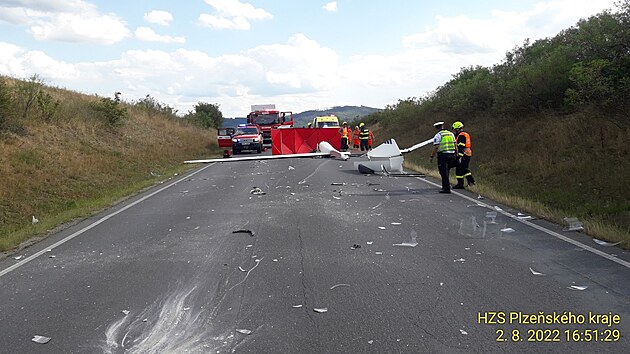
[568,285,588,291]
[31,335,50,344]
[330,284,350,290]
[232,229,255,236]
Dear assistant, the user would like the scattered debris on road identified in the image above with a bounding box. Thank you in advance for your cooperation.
[313,308,328,313]
[568,285,588,290]
[593,239,621,246]
[529,267,545,276]
[563,217,584,231]
[232,229,255,237]
[330,284,351,290]
[351,244,361,250]
[236,329,252,335]
[31,335,50,344]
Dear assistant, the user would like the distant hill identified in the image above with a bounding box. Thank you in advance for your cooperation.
[223,106,381,128]
[293,106,381,127]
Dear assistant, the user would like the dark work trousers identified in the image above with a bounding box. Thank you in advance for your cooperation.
[360,139,369,151]
[437,153,456,191]
[455,155,475,186]
[340,136,349,151]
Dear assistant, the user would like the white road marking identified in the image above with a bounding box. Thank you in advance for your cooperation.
[0,165,214,278]
[417,177,630,269]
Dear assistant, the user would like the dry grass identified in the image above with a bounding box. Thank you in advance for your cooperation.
[0,85,218,252]
[404,159,629,249]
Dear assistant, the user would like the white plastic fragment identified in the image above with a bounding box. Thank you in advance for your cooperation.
[454,258,465,263]
[477,194,484,200]
[368,340,374,344]
[330,284,350,290]
[378,226,386,230]
[375,252,383,255]
[593,239,621,246]
[460,329,468,335]
[236,329,252,335]
[288,166,295,170]
[31,335,50,344]
[273,259,278,262]
[313,308,328,313]
[393,230,418,247]
[568,285,588,291]
[32,215,39,224]
[250,187,266,195]
[333,196,341,200]
[238,266,247,272]
[366,241,373,245]
[529,267,545,276]
[292,304,303,308]
[122,310,130,315]
[391,222,402,225]
[14,255,23,260]
[563,217,584,231]
[500,228,515,233]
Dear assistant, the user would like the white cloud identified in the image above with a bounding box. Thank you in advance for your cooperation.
[135,27,185,44]
[198,0,272,30]
[0,0,130,44]
[323,2,337,12]
[0,42,77,79]
[144,10,173,26]
[0,0,619,116]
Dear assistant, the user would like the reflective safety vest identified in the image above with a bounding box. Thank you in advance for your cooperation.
[359,128,370,140]
[456,131,472,156]
[341,127,350,138]
[438,130,456,153]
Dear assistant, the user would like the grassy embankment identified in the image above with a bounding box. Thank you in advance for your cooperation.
[0,80,218,252]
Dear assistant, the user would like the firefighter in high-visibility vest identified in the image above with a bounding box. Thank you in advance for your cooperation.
[339,122,350,151]
[359,122,370,151]
[452,121,475,188]
[429,121,457,193]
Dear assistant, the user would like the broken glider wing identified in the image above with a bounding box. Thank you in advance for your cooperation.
[399,138,434,154]
[355,138,433,173]
[185,141,349,164]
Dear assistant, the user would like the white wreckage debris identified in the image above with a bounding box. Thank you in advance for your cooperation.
[393,230,418,247]
[31,335,51,344]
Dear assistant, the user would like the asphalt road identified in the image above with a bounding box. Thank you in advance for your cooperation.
[0,152,628,354]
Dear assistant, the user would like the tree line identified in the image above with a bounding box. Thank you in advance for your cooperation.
[369,0,629,128]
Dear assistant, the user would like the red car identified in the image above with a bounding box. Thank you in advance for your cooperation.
[231,124,263,155]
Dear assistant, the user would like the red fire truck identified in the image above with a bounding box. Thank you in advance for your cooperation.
[247,107,293,146]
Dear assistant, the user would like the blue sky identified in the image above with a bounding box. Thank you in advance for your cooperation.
[0,0,619,117]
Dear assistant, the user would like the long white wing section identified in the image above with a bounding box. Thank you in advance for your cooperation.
[184,141,348,164]
[400,138,433,154]
[184,152,330,164]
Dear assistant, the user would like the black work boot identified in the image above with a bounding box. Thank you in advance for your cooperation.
[466,176,475,186]
[453,180,465,189]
